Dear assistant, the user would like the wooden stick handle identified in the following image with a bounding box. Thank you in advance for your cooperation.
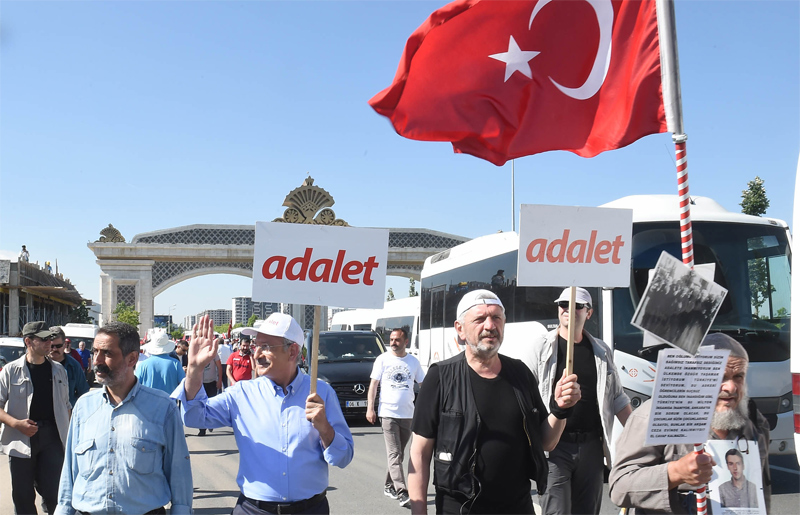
[566,287,576,376]
[310,305,321,395]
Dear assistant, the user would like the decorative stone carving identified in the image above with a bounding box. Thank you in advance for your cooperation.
[272,177,349,226]
[96,224,126,243]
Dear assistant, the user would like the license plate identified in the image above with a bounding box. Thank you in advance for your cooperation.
[346,400,367,408]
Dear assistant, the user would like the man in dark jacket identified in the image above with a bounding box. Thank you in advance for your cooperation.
[49,327,89,407]
[407,290,581,514]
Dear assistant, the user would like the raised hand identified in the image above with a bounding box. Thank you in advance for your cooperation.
[188,315,218,370]
[184,315,219,401]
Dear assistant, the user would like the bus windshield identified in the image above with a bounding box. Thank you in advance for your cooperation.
[613,221,791,362]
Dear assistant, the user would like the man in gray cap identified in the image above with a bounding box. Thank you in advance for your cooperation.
[408,290,581,514]
[0,321,70,514]
[528,287,631,515]
[609,333,771,514]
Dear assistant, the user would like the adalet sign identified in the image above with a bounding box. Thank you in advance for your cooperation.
[517,204,633,288]
[252,222,389,309]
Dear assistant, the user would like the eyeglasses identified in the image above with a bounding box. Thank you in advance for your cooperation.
[557,301,589,310]
[51,343,65,349]
[254,343,285,353]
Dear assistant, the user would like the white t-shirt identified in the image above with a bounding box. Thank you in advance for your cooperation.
[370,352,425,419]
[217,343,233,365]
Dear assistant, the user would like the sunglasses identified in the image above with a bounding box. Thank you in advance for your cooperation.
[51,343,65,349]
[557,301,589,310]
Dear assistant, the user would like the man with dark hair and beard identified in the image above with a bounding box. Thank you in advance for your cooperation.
[56,321,193,515]
[609,333,771,514]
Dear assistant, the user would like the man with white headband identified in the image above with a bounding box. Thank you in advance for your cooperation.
[408,290,581,514]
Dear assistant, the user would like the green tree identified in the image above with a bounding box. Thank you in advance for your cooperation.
[247,314,258,327]
[740,177,774,318]
[233,322,244,329]
[409,278,418,297]
[740,176,769,216]
[214,324,231,335]
[113,302,141,327]
[386,288,395,301]
[171,328,185,340]
[69,301,93,324]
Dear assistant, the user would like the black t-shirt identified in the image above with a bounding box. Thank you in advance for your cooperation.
[413,362,542,510]
[553,334,602,434]
[26,359,55,423]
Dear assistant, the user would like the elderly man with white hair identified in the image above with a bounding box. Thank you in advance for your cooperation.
[407,290,581,514]
[609,333,771,514]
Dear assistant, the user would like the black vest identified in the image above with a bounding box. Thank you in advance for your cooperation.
[433,352,550,498]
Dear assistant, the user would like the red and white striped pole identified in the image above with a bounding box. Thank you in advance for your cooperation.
[694,441,708,515]
[674,135,694,269]
[674,133,706,515]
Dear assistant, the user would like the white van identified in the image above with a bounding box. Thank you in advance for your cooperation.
[62,323,99,350]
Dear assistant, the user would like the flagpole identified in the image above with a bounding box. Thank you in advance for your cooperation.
[511,159,516,232]
[658,1,704,513]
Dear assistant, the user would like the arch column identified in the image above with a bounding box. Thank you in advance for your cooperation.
[97,259,155,338]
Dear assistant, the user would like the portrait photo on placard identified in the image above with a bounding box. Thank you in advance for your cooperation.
[631,251,727,355]
[706,439,766,515]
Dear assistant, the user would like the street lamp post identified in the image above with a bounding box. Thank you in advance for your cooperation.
[168,304,177,335]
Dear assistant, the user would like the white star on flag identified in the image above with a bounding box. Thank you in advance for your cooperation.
[489,35,540,82]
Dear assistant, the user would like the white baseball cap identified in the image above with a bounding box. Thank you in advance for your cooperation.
[554,287,592,307]
[241,313,304,346]
[456,289,505,320]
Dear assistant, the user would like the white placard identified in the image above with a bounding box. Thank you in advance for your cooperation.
[252,222,389,309]
[517,204,632,287]
[645,347,729,445]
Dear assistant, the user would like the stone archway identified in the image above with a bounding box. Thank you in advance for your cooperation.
[89,178,469,335]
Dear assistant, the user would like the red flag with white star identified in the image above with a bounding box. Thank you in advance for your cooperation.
[369,0,668,166]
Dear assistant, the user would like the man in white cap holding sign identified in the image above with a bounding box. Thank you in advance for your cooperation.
[408,290,581,514]
[173,312,354,515]
[528,287,631,515]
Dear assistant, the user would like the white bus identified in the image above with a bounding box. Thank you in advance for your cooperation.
[792,153,800,458]
[374,296,420,355]
[329,308,381,332]
[419,195,794,455]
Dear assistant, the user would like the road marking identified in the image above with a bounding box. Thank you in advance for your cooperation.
[770,464,800,475]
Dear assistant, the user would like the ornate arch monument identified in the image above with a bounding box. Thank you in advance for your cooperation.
[89,177,469,335]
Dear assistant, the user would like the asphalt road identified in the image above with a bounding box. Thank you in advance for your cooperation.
[1,419,798,514]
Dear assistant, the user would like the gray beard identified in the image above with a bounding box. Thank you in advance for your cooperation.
[711,391,750,431]
[467,341,499,359]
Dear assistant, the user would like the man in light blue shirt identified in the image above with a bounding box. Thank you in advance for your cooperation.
[56,321,193,515]
[135,332,185,395]
[174,312,354,515]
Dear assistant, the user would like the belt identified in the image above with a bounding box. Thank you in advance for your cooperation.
[34,420,57,427]
[243,492,326,514]
[78,508,164,515]
[561,431,602,444]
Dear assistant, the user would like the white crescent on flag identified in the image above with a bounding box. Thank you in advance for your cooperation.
[528,0,614,100]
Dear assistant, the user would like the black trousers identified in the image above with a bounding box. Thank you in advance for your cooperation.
[9,422,64,515]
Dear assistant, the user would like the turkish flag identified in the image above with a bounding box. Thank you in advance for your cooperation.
[227,320,232,339]
[369,0,668,166]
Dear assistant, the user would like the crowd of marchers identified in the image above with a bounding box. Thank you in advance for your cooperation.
[0,288,769,515]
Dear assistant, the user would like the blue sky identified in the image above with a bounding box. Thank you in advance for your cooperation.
[1,0,798,326]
